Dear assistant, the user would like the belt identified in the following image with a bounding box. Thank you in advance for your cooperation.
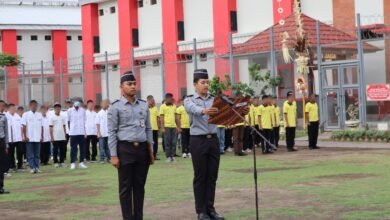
[119,141,146,147]
[191,134,217,139]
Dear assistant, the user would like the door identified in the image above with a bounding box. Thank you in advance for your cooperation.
[324,89,342,129]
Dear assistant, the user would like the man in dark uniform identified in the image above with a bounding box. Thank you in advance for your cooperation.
[108,71,154,220]
[0,100,10,194]
[185,69,249,220]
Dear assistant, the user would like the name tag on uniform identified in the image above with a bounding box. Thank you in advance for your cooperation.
[140,120,145,128]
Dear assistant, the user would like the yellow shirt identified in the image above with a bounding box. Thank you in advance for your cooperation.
[249,105,259,126]
[274,105,281,127]
[305,102,319,122]
[159,104,177,128]
[176,105,190,129]
[149,106,159,131]
[283,101,297,127]
[259,105,273,129]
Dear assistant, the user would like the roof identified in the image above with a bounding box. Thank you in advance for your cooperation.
[232,14,378,56]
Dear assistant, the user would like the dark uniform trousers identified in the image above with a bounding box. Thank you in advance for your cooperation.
[152,130,159,157]
[181,128,190,154]
[243,126,253,150]
[190,135,220,214]
[117,141,150,220]
[0,139,7,190]
[308,121,319,148]
[8,142,24,169]
[40,142,51,165]
[273,126,280,147]
[224,128,232,150]
[285,127,296,150]
[85,135,98,161]
[262,129,272,153]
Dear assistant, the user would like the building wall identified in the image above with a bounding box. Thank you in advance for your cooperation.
[138,0,163,47]
[67,31,83,61]
[237,0,274,34]
[17,30,53,64]
[140,61,163,103]
[183,0,214,40]
[98,0,119,53]
[301,0,333,23]
[355,0,384,24]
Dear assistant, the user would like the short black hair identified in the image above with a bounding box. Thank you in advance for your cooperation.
[94,105,101,110]
[286,91,293,97]
[262,95,269,100]
[8,103,15,107]
[0,100,6,104]
[30,100,38,105]
[87,100,94,104]
[147,95,154,100]
[17,106,24,111]
[165,93,173,98]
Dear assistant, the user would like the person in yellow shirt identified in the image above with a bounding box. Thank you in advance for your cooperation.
[243,97,260,153]
[159,93,178,162]
[147,95,160,160]
[271,96,281,148]
[305,94,320,150]
[176,96,191,158]
[283,91,298,152]
[258,95,274,154]
[232,93,247,156]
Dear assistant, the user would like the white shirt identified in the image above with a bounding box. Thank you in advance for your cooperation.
[41,115,51,142]
[85,110,97,136]
[6,112,23,143]
[49,113,67,141]
[95,109,108,137]
[22,111,43,142]
[61,110,69,134]
[67,107,86,136]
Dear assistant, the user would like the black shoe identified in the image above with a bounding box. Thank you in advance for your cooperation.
[235,152,247,156]
[198,213,211,220]
[288,149,297,152]
[0,189,10,194]
[313,146,320,149]
[209,211,225,220]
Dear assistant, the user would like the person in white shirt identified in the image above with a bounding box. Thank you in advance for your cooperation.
[96,99,111,163]
[62,99,73,161]
[40,106,51,166]
[49,103,67,168]
[68,101,88,170]
[5,104,24,170]
[22,100,43,174]
[17,106,27,164]
[85,100,98,162]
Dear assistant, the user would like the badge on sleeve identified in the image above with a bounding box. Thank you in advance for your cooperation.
[140,120,145,128]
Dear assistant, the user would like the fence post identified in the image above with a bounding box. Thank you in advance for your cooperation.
[4,68,8,102]
[104,51,109,100]
[270,26,276,97]
[229,32,234,84]
[193,38,198,70]
[22,63,26,107]
[161,43,166,97]
[41,60,45,104]
[316,20,325,130]
[59,58,64,105]
[356,13,367,128]
[81,55,85,101]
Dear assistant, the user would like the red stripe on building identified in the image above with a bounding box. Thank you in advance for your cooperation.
[1,30,19,104]
[162,0,186,100]
[81,3,101,102]
[52,30,69,101]
[273,0,294,24]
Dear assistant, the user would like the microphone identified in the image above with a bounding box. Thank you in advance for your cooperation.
[221,95,234,106]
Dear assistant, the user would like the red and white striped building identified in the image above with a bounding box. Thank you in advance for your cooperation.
[79,0,389,103]
[0,0,82,104]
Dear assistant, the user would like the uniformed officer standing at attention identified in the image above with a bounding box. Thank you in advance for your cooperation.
[108,71,154,220]
[0,100,10,194]
[184,69,226,220]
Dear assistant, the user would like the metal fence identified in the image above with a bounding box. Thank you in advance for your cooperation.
[1,14,389,130]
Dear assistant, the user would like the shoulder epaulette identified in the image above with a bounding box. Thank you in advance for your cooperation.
[186,95,194,98]
[112,99,120,105]
[138,99,146,103]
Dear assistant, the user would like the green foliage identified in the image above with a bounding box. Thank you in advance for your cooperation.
[331,130,390,142]
[231,81,255,97]
[248,63,283,96]
[0,53,20,67]
[208,75,231,96]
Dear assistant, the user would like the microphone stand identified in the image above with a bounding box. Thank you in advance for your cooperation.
[222,100,276,220]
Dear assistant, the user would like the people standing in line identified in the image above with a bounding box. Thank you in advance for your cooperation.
[147,95,160,161]
[0,100,10,194]
[272,96,281,148]
[68,100,88,170]
[85,100,98,162]
[50,103,68,168]
[176,97,191,159]
[22,100,43,174]
[306,94,320,150]
[251,97,261,148]
[40,105,51,165]
[232,93,246,156]
[108,72,154,220]
[243,99,254,153]
[96,99,111,163]
[284,91,298,152]
[258,95,274,154]
[62,99,73,161]
[224,126,233,152]
[17,106,27,165]
[5,104,24,170]
[159,93,177,162]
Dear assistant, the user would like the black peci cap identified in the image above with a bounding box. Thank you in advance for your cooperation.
[121,71,136,84]
[193,69,209,80]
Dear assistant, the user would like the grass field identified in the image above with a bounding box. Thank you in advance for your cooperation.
[0,146,389,220]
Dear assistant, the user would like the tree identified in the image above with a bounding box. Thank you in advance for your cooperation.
[248,63,282,96]
[0,54,20,67]
[209,75,231,96]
